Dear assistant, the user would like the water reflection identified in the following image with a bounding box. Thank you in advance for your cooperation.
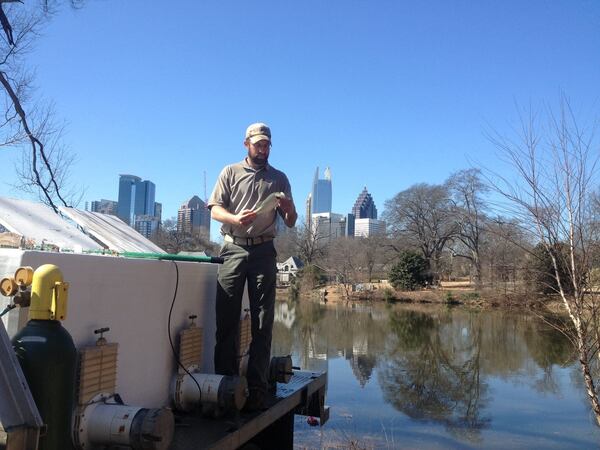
[273,301,593,448]
[379,309,490,442]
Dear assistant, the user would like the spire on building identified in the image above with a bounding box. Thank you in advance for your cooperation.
[352,187,377,219]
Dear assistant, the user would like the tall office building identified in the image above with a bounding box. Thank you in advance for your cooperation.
[311,167,332,215]
[117,175,160,239]
[311,212,345,242]
[117,174,141,225]
[154,202,162,223]
[352,187,378,219]
[345,213,355,238]
[305,193,312,232]
[91,199,118,216]
[177,196,211,237]
[134,215,160,238]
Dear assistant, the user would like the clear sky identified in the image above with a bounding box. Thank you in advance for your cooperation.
[0,0,599,241]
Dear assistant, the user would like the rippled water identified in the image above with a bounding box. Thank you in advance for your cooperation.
[272,301,600,449]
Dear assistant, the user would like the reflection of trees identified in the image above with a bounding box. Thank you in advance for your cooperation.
[523,314,575,394]
[388,309,435,351]
[379,309,490,442]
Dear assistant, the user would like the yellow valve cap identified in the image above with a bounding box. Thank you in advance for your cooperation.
[14,266,34,286]
[0,277,18,297]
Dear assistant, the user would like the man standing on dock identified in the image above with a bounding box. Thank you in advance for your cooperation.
[208,122,297,410]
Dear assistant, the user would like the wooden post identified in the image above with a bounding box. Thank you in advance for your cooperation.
[248,411,294,450]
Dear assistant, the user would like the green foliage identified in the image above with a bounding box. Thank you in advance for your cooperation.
[389,251,430,291]
[383,287,396,303]
[289,276,300,301]
[460,292,480,301]
[298,264,327,288]
[444,291,455,303]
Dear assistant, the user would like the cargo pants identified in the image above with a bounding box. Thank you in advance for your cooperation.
[214,240,277,397]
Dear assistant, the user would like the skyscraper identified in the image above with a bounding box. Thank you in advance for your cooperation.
[352,187,378,219]
[305,193,312,231]
[311,212,345,242]
[135,180,156,218]
[117,174,141,225]
[117,174,157,233]
[177,196,211,237]
[311,167,332,215]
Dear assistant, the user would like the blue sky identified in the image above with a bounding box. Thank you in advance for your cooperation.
[0,0,599,241]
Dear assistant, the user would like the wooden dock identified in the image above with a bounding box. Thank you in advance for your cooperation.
[1,370,328,450]
[171,370,328,450]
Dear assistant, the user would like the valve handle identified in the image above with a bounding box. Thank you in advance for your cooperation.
[94,327,110,346]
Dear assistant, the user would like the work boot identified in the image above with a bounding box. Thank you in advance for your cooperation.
[243,389,267,412]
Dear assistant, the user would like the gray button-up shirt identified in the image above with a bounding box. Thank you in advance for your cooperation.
[208,159,293,238]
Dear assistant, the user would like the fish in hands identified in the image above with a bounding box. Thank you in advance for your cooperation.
[246,192,287,234]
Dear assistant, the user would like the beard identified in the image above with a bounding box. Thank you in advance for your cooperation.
[247,151,268,167]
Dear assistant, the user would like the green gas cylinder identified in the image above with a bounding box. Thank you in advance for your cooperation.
[11,264,77,450]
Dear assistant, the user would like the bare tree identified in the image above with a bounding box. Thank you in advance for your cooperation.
[0,1,83,211]
[480,217,534,294]
[325,237,361,298]
[356,234,394,282]
[293,220,328,266]
[447,169,489,284]
[487,98,600,425]
[383,183,457,280]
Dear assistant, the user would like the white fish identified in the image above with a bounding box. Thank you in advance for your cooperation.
[246,192,285,234]
[253,192,286,215]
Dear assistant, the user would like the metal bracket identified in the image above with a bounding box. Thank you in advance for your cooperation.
[294,385,330,426]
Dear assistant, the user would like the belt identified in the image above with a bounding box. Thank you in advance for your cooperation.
[224,234,274,246]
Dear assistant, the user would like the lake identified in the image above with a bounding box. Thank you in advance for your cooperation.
[272,301,600,449]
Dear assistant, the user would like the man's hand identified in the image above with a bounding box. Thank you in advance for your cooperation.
[235,209,257,226]
[278,197,297,227]
[211,205,257,227]
[278,196,294,215]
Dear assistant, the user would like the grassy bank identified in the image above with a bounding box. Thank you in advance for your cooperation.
[278,280,557,311]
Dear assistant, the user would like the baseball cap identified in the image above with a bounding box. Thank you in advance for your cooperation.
[245,123,271,144]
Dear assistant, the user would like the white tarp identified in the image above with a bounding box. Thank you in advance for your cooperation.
[59,207,165,254]
[0,197,101,251]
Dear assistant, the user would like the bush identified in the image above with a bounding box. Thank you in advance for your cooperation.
[527,243,575,295]
[382,287,396,303]
[298,264,327,289]
[389,251,430,291]
[461,292,480,301]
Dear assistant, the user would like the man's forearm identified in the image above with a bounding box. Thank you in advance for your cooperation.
[211,205,235,225]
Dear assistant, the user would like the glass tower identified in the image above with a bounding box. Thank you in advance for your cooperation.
[311,167,332,215]
[117,175,156,226]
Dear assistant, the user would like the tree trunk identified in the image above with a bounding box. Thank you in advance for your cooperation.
[577,333,600,426]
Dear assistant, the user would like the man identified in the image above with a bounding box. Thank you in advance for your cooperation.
[208,122,297,410]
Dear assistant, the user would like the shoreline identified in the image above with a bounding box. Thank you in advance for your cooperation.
[276,283,565,313]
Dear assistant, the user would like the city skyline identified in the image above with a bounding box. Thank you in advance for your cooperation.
[87,169,379,241]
